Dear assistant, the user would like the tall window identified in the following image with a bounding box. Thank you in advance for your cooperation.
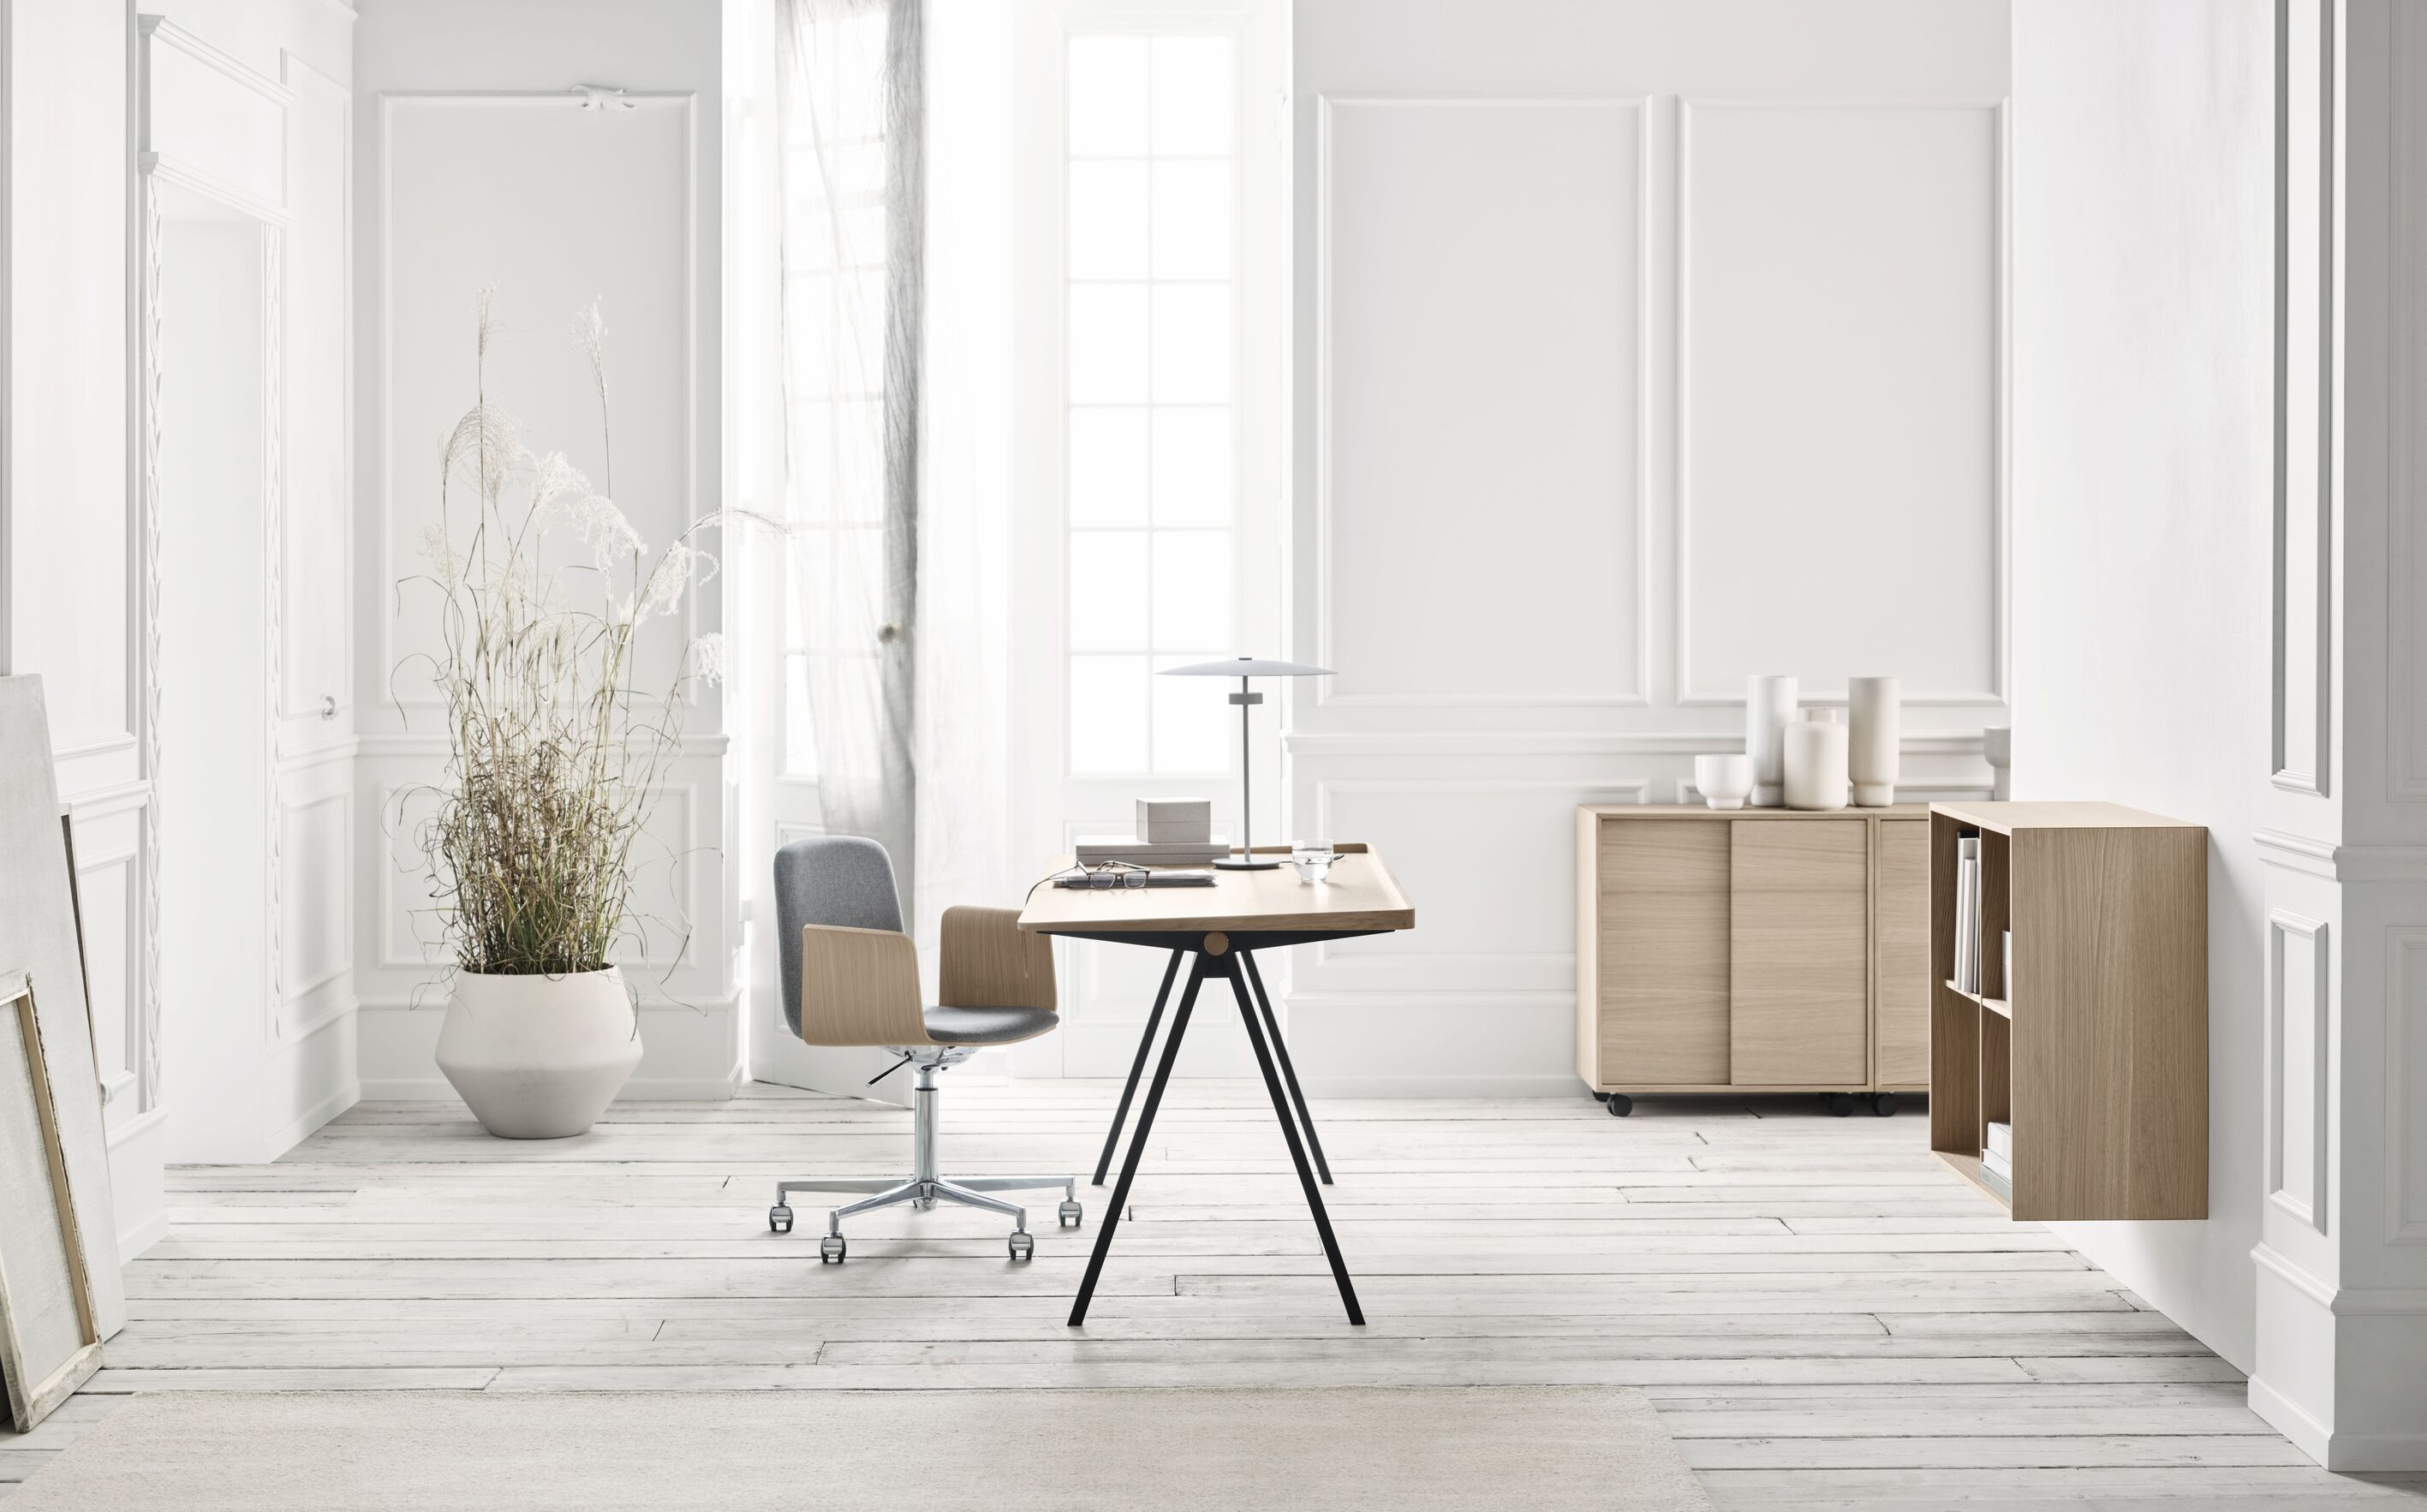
[1063,33,1237,777]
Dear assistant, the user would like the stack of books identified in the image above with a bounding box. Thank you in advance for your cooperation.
[1981,1119,2013,1198]
[1953,834,1983,993]
[1076,834,1229,866]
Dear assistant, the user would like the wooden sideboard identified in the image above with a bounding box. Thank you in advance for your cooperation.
[1575,804,1931,1116]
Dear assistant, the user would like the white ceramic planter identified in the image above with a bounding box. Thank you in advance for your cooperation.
[435,967,641,1139]
[1694,753,1755,810]
[1848,676,1901,807]
[1744,675,1798,807]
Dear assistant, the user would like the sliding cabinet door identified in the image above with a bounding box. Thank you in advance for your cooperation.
[1595,819,1730,1086]
[1874,818,1933,1088]
[1728,820,1868,1086]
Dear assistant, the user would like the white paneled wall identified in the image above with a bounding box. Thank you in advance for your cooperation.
[1,0,357,1247]
[352,0,736,1099]
[1285,0,2010,1094]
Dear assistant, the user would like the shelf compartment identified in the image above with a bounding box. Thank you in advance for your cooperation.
[1944,981,2011,1018]
[1925,801,2209,1222]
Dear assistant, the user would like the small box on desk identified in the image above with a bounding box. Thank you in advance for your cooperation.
[1136,798,1213,844]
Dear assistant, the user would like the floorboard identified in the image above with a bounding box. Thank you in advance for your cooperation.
[4,1083,2418,1508]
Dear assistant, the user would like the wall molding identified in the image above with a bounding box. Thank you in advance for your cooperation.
[1286,729,1992,759]
[137,169,165,1119]
[2257,827,2427,882]
[143,16,296,113]
[2390,926,2427,1242]
[2266,908,2333,1234]
[373,90,702,718]
[1673,97,2011,709]
[358,730,731,759]
[2275,0,2336,797]
[1310,93,1654,712]
[63,778,154,819]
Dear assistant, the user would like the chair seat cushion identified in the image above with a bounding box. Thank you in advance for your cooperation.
[922,1004,1058,1046]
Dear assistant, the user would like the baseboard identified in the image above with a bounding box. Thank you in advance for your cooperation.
[116,1207,170,1261]
[2321,1431,2427,1473]
[106,1104,170,1262]
[358,1073,742,1102]
[1297,1072,1581,1098]
[2249,1376,2333,1466]
[268,1077,361,1158]
[2251,1375,2427,1471]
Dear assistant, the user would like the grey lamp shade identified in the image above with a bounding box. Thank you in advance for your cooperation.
[1160,657,1333,678]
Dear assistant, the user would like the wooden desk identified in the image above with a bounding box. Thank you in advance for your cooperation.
[1019,848,1416,1326]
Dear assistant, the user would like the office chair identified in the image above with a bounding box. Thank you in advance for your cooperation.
[769,836,1081,1263]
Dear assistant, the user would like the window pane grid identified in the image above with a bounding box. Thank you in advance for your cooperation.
[1064,29,1238,777]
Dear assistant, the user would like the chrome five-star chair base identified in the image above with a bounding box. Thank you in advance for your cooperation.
[767,1046,1081,1264]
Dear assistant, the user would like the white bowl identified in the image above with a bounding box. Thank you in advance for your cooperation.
[1694,753,1755,811]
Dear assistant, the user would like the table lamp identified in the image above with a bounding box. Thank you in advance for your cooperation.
[1159,657,1333,870]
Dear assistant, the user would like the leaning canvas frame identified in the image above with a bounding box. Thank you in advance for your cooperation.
[0,676,126,1338]
[0,971,104,1431]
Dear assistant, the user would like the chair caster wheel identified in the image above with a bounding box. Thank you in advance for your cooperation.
[1823,1092,1855,1117]
[820,1235,845,1264]
[1590,1091,1611,1104]
[769,1205,793,1235]
[1008,1231,1035,1262]
[1058,1199,1083,1229]
[1606,1093,1632,1117]
[1871,1092,1899,1118]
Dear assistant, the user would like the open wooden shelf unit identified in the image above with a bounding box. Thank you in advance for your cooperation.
[1927,801,2209,1220]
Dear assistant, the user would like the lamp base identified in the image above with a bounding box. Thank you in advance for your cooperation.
[1214,857,1283,871]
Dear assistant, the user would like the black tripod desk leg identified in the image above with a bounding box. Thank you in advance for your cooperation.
[1240,949,1331,1185]
[1093,948,1184,1187]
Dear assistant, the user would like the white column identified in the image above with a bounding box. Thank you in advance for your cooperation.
[2249,0,2427,1471]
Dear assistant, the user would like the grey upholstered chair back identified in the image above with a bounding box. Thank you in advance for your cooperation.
[774,836,906,1036]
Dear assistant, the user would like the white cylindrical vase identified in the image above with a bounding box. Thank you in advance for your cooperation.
[1848,676,1900,807]
[1783,708,1850,811]
[1983,725,2013,801]
[1745,675,1798,807]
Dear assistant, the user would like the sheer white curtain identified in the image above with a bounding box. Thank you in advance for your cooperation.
[776,0,1012,967]
[910,0,1016,963]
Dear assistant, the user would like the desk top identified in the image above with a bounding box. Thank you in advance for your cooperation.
[1017,849,1416,937]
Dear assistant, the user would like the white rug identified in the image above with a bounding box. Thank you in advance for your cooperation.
[13,1386,1710,1510]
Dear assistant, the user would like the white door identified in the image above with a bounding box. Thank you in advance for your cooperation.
[1006,0,1289,1078]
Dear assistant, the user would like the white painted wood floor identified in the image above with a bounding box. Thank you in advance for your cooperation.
[8,1081,2427,1509]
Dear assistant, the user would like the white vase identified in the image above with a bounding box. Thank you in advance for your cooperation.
[1983,724,2013,801]
[1694,753,1755,810]
[1783,709,1850,811]
[1848,676,1901,807]
[1744,675,1798,807]
[436,967,641,1139]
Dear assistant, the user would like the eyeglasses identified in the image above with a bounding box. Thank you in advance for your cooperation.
[1054,861,1151,890]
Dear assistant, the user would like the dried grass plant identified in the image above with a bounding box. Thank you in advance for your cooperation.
[397,289,730,978]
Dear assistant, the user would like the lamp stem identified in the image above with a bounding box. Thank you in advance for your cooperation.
[1238,674,1252,863]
